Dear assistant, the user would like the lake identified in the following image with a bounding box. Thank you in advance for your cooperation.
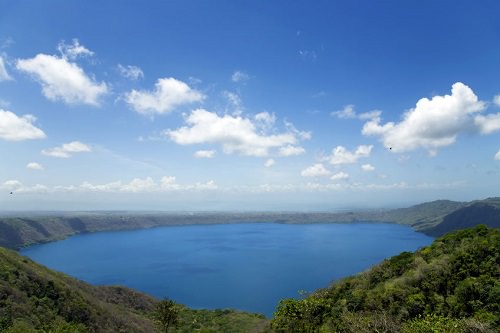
[21,222,433,317]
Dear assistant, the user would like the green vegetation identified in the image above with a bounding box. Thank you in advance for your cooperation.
[271,225,499,332]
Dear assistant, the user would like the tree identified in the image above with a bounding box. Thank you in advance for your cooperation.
[154,299,179,333]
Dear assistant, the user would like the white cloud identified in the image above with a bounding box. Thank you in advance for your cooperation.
[362,82,486,153]
[26,162,43,170]
[331,171,349,181]
[0,109,46,141]
[1,180,48,193]
[121,177,156,192]
[331,105,356,119]
[16,52,107,106]
[284,120,311,140]
[42,141,91,158]
[326,145,373,165]
[474,113,500,134]
[301,163,331,177]
[125,77,205,115]
[361,164,375,172]
[0,56,12,81]
[231,70,249,82]
[223,91,244,115]
[165,109,302,157]
[331,105,381,121]
[77,176,217,192]
[493,95,500,106]
[495,150,500,161]
[254,112,276,127]
[278,145,306,156]
[117,64,144,80]
[194,150,215,158]
[57,39,94,60]
[359,110,382,120]
[264,158,275,167]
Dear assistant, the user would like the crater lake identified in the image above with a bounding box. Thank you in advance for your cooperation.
[20,222,433,317]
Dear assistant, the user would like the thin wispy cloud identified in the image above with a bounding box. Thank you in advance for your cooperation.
[42,141,92,158]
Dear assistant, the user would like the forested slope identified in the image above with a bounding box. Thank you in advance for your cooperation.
[272,225,499,332]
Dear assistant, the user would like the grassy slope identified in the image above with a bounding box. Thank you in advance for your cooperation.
[0,247,270,332]
[271,225,499,332]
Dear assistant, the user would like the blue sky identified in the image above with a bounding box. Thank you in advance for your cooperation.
[1,0,500,211]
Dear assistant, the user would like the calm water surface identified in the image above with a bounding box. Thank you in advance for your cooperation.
[21,223,433,317]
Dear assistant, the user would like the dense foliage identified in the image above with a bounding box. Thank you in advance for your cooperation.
[271,225,499,332]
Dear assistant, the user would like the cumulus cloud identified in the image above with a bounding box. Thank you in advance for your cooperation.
[474,113,500,134]
[301,163,330,177]
[16,49,107,106]
[278,145,305,156]
[231,70,249,82]
[165,109,304,157]
[264,158,275,167]
[0,56,12,81]
[331,171,349,181]
[194,150,215,158]
[42,141,91,158]
[495,150,500,161]
[57,39,94,60]
[125,77,204,115]
[117,64,144,80]
[361,164,375,172]
[0,109,46,141]
[362,82,487,154]
[326,145,373,165]
[26,162,43,170]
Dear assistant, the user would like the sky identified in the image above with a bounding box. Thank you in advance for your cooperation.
[1,0,500,211]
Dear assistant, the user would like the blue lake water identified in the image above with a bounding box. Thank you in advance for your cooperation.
[21,222,433,317]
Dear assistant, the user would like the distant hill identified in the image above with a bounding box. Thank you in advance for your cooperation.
[367,199,466,229]
[0,197,498,249]
[422,197,500,236]
[0,247,269,332]
[272,225,499,332]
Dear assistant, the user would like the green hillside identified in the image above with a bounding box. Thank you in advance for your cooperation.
[272,225,499,332]
[0,247,269,332]
[425,198,500,236]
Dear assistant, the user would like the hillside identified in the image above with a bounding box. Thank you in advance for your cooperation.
[0,246,269,332]
[425,198,500,236]
[272,225,499,332]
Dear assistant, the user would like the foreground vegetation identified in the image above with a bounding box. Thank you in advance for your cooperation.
[272,225,499,332]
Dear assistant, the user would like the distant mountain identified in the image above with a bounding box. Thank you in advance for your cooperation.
[369,199,466,229]
[0,247,269,332]
[425,197,500,236]
[272,225,499,332]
